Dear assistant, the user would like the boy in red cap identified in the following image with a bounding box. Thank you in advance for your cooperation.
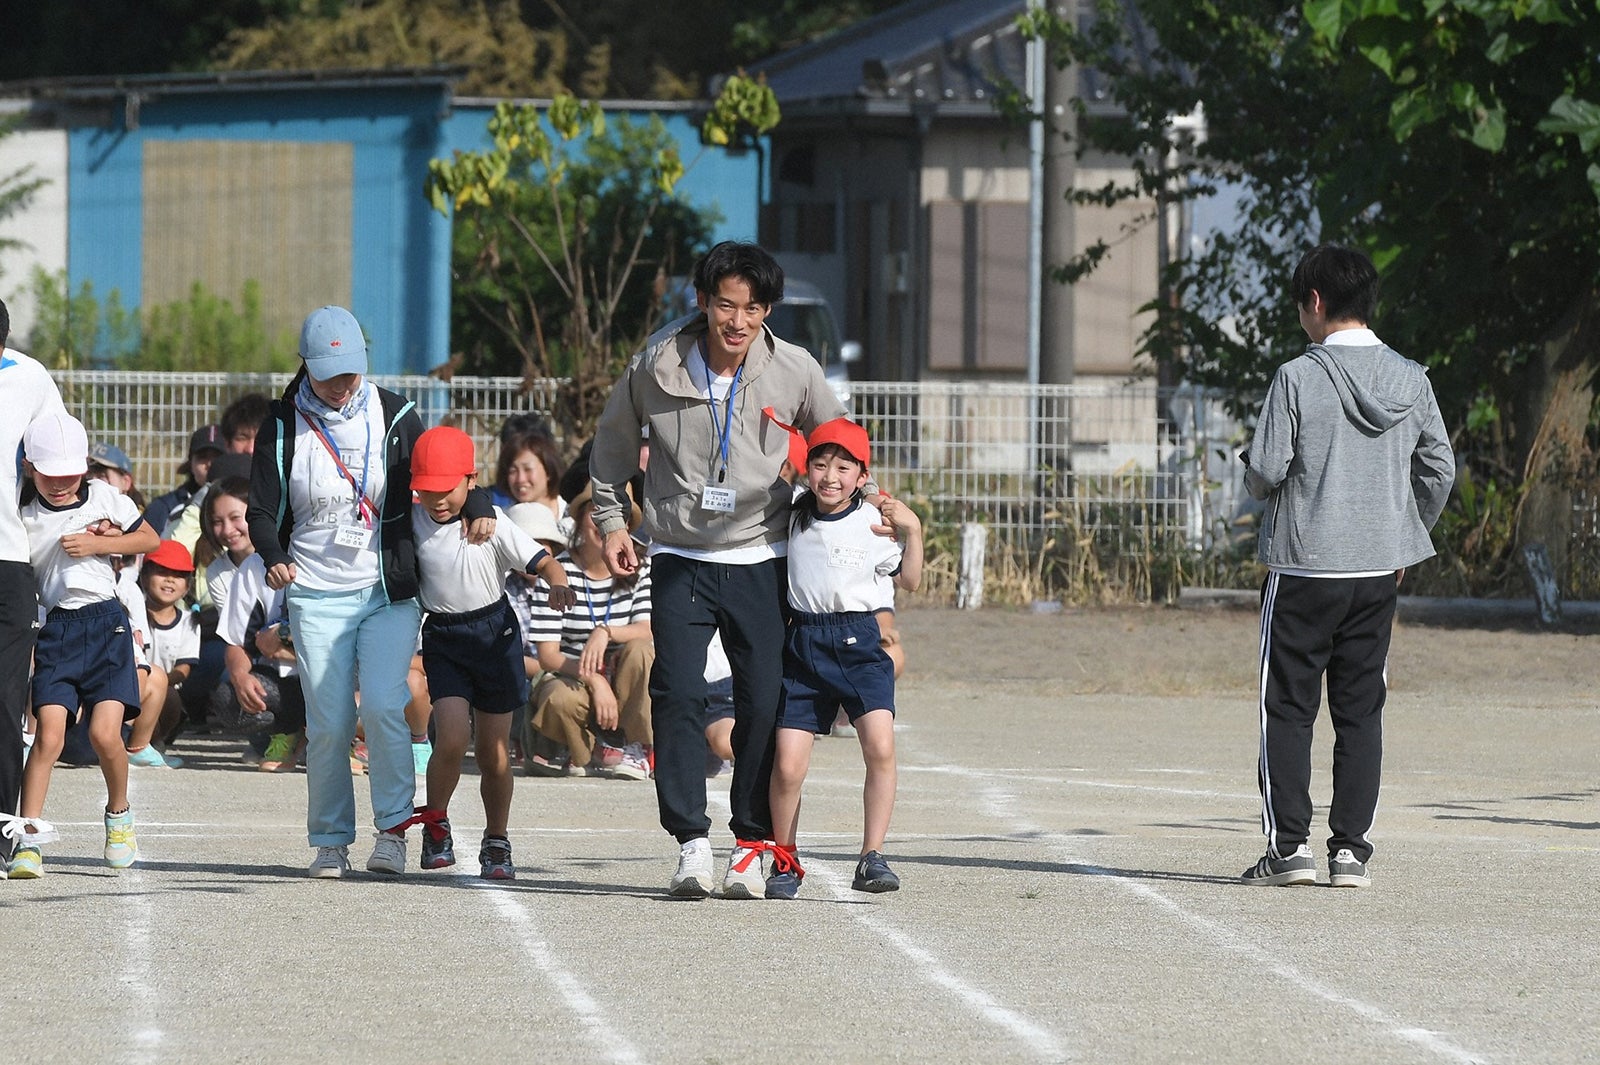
[125,539,201,768]
[764,417,923,899]
[404,426,575,879]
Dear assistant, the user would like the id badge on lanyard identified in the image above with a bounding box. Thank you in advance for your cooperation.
[700,347,742,514]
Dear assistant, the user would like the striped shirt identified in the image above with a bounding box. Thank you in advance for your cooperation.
[521,553,652,659]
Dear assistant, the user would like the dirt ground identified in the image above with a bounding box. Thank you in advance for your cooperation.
[895,596,1600,705]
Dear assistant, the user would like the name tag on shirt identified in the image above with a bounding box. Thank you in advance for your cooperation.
[334,524,374,550]
[701,485,736,513]
[828,544,867,570]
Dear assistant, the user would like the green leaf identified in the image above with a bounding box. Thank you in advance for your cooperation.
[1303,0,1351,46]
[1469,104,1506,152]
[1538,94,1600,154]
[1389,91,1436,141]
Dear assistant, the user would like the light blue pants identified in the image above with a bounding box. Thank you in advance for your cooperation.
[287,584,421,846]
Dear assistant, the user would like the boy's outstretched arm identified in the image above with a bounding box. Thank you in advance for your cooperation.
[532,553,577,612]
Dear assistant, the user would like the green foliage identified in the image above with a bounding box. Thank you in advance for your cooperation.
[214,0,577,98]
[1020,0,1600,425]
[701,73,781,147]
[427,95,717,439]
[129,280,298,372]
[23,268,295,372]
[23,269,138,370]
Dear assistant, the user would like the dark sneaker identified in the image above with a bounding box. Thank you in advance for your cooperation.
[420,818,455,870]
[1241,844,1317,886]
[1328,848,1371,888]
[851,850,900,893]
[765,870,802,900]
[479,835,515,881]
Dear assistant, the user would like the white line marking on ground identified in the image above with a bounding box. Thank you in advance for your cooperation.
[902,764,1252,800]
[809,865,1071,1063]
[121,782,164,1063]
[480,886,647,1065]
[969,781,1488,1065]
[706,792,1069,1062]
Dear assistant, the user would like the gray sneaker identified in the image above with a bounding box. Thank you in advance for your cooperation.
[366,831,406,875]
[309,845,350,879]
[1329,848,1371,888]
[1241,844,1317,886]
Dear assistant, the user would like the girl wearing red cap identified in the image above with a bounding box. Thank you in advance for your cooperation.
[765,417,924,900]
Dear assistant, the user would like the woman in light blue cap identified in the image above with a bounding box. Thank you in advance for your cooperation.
[246,306,494,878]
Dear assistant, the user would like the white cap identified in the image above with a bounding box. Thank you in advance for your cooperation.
[506,502,565,549]
[24,412,89,477]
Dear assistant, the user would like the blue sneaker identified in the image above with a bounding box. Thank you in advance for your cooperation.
[851,850,900,893]
[127,745,181,769]
[104,808,138,869]
[765,870,802,900]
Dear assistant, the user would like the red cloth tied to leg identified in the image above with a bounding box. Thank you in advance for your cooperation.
[730,838,769,872]
[391,805,448,838]
[770,843,804,878]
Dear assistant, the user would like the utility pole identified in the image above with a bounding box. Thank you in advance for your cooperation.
[1038,0,1076,386]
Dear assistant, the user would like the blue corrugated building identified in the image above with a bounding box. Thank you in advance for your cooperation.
[0,68,761,374]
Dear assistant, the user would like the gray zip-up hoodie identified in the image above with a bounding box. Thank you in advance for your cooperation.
[590,311,846,552]
[1245,339,1455,572]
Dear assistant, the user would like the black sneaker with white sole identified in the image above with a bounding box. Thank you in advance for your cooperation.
[1241,844,1317,886]
[1328,848,1371,888]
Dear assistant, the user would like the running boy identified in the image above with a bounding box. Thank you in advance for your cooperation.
[8,413,160,877]
[1240,244,1454,888]
[406,426,575,879]
[764,418,923,899]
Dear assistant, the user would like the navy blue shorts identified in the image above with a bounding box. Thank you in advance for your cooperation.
[778,610,896,734]
[421,598,528,714]
[705,676,735,724]
[32,599,141,722]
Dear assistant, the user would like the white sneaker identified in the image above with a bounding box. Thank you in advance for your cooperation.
[669,837,714,897]
[309,845,350,879]
[611,743,652,781]
[366,831,406,875]
[721,841,768,899]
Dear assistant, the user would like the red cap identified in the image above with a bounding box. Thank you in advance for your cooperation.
[144,539,194,574]
[411,426,477,493]
[806,418,870,470]
[786,429,810,475]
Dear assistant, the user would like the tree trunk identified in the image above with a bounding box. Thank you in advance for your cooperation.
[1512,290,1600,587]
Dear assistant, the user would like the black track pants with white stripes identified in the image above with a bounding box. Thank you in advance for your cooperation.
[1257,571,1397,865]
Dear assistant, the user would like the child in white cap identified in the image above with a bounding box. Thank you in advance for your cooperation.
[7,412,160,877]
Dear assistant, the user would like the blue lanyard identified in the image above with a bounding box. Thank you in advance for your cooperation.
[700,342,742,484]
[301,409,375,526]
[580,572,613,630]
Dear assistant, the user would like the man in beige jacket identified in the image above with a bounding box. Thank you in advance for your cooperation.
[590,241,848,899]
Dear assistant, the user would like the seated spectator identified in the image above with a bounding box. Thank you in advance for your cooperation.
[704,631,734,778]
[492,420,567,537]
[88,442,146,509]
[125,539,199,767]
[220,392,271,455]
[505,501,570,768]
[144,424,223,539]
[524,480,653,779]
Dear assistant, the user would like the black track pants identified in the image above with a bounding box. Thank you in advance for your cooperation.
[0,562,41,862]
[1257,571,1397,864]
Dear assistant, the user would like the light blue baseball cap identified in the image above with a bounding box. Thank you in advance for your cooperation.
[299,306,368,380]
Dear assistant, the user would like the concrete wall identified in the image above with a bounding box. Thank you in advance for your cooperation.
[0,113,68,343]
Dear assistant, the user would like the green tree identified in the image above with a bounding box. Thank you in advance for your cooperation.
[426,81,777,439]
[23,269,138,370]
[1024,0,1600,580]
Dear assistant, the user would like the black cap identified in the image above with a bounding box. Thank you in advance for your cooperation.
[188,424,224,456]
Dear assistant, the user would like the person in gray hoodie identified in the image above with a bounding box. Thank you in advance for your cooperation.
[1240,243,1455,889]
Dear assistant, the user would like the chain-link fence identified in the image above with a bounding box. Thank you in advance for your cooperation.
[52,369,1254,598]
